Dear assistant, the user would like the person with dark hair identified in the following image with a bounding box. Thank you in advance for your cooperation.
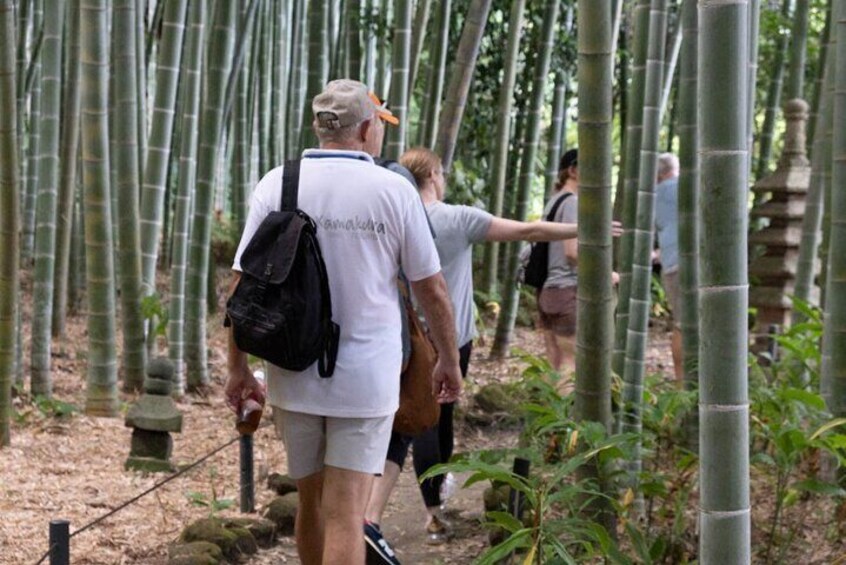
[537,148,581,375]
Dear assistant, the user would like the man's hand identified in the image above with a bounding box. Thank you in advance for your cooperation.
[432,358,462,404]
[224,365,266,415]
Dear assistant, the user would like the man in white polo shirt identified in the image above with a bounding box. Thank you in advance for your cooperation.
[225,80,462,565]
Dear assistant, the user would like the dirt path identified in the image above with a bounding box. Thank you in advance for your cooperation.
[1,269,678,564]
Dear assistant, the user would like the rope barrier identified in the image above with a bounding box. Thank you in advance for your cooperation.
[32,423,272,565]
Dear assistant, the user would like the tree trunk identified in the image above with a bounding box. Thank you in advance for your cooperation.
[433,0,492,173]
[185,0,237,390]
[168,0,204,397]
[286,0,307,159]
[784,0,809,101]
[746,0,760,160]
[698,0,752,561]
[52,0,81,339]
[658,19,683,124]
[755,0,791,181]
[384,0,411,160]
[139,0,188,298]
[345,0,362,79]
[575,0,614,431]
[30,0,64,397]
[677,0,699,447]
[575,0,616,532]
[821,0,846,423]
[793,10,835,320]
[81,0,119,416]
[112,0,147,392]
[620,0,668,494]
[490,0,560,359]
[407,0,431,97]
[545,71,569,201]
[612,0,650,389]
[273,0,289,163]
[418,0,451,149]
[479,0,526,298]
[301,0,327,151]
[21,0,43,266]
[807,1,832,152]
[1,0,20,446]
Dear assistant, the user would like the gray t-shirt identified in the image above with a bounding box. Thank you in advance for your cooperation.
[543,191,578,288]
[425,201,493,347]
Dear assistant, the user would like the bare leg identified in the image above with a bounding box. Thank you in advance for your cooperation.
[671,328,683,386]
[543,330,564,370]
[364,461,401,525]
[295,472,325,565]
[321,465,375,565]
[555,334,577,395]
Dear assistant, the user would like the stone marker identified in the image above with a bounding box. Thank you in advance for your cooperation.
[125,357,183,472]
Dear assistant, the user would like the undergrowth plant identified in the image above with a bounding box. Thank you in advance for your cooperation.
[750,299,846,563]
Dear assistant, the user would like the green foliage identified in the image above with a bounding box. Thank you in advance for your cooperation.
[141,293,168,337]
[14,393,79,423]
[185,467,236,516]
[421,336,846,562]
[749,301,846,561]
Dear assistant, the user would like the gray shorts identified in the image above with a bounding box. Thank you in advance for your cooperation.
[271,407,395,479]
[662,269,681,330]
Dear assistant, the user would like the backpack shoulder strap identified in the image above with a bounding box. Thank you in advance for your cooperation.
[281,159,301,211]
[545,191,572,222]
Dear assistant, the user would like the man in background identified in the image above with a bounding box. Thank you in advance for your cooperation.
[654,152,682,385]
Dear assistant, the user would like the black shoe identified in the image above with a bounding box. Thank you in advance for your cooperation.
[364,521,401,565]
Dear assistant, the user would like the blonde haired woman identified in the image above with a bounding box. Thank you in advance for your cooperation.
[364,147,620,560]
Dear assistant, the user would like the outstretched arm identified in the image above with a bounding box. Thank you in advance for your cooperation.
[484,217,623,243]
[409,272,462,403]
[484,217,578,242]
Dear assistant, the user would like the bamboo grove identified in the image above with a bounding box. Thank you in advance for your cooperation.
[0,0,844,562]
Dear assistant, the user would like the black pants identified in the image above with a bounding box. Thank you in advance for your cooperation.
[386,341,472,508]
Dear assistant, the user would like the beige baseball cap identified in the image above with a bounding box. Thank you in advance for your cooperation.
[312,79,399,130]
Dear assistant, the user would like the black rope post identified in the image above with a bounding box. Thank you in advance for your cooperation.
[240,434,255,513]
[49,519,69,565]
[507,457,531,521]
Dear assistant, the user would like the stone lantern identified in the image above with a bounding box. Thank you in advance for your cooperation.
[749,99,813,346]
[125,357,183,472]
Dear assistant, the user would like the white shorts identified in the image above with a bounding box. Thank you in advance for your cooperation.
[271,407,395,480]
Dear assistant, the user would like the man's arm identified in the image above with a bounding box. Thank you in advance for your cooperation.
[409,272,462,403]
[224,271,265,412]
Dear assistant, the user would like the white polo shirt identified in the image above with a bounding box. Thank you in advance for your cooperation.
[232,149,440,418]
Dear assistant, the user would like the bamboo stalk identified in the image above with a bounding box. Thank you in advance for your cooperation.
[80,0,119,416]
[30,0,64,397]
[1,0,21,446]
[612,0,650,392]
[698,0,751,560]
[168,0,204,397]
[621,0,668,491]
[433,0,493,173]
[479,0,526,297]
[821,0,846,421]
[677,0,699,447]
